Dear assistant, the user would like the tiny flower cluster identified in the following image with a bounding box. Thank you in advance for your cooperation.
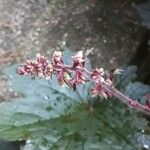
[17,54,53,79]
[17,51,117,99]
[17,51,150,114]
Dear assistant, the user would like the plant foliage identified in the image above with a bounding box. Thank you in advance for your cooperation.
[0,50,149,150]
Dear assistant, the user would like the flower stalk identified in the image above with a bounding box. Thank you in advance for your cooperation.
[17,51,150,114]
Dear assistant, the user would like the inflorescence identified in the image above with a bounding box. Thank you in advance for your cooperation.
[17,51,150,114]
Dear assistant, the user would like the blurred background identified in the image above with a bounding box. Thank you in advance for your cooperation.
[0,0,149,149]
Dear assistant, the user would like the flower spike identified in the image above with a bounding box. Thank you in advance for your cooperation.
[17,50,150,115]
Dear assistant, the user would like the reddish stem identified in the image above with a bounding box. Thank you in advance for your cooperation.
[18,55,150,114]
[101,82,150,114]
[62,65,150,114]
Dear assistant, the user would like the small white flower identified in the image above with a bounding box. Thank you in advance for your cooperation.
[113,68,124,75]
[53,51,62,62]
[36,53,42,58]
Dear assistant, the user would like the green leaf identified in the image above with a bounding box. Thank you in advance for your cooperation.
[117,66,150,104]
[124,82,150,104]
[0,50,91,140]
[20,102,149,150]
[115,66,137,89]
[0,51,149,150]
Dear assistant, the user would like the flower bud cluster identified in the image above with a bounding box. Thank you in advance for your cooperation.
[91,68,111,99]
[17,51,150,114]
[17,54,53,79]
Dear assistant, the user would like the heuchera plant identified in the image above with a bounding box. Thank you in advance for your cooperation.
[17,50,150,114]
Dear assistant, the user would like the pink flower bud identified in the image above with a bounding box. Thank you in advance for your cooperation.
[72,51,84,63]
[91,68,104,80]
[52,51,63,64]
[72,51,85,68]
